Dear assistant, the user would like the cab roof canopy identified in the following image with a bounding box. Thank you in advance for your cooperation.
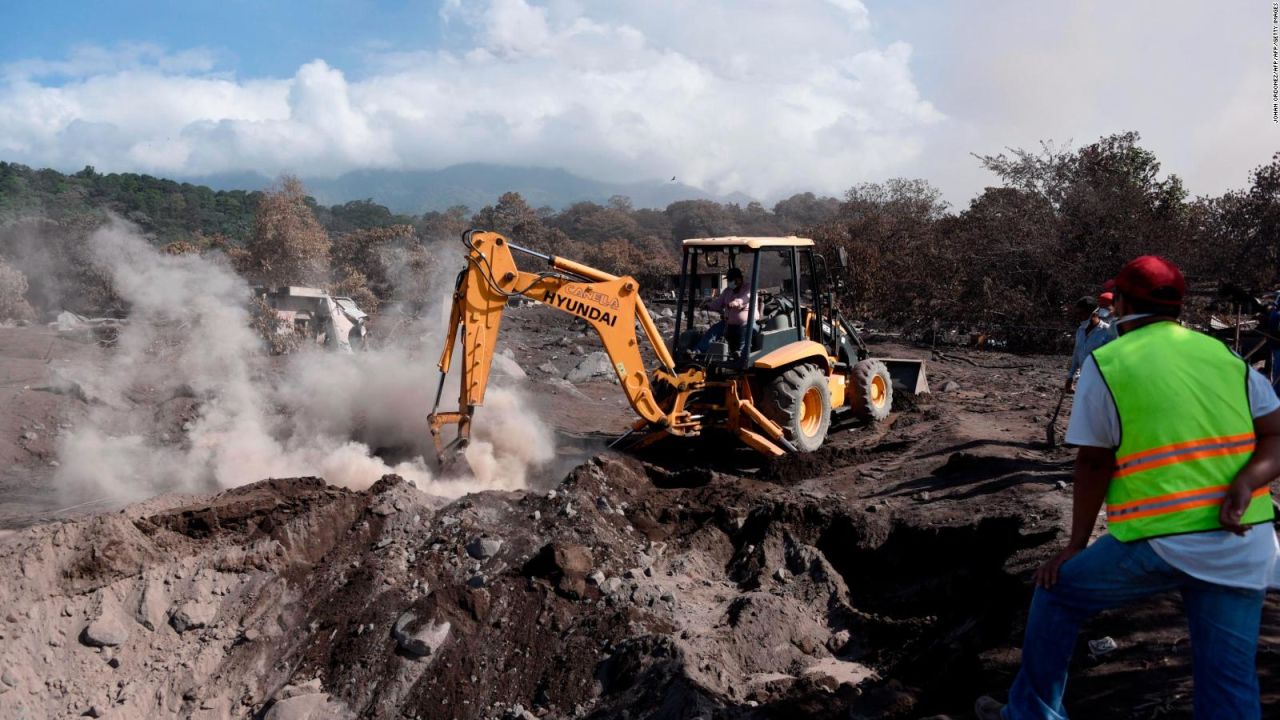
[682,236,814,249]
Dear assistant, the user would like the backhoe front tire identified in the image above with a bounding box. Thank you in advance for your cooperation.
[761,363,831,453]
[851,359,892,422]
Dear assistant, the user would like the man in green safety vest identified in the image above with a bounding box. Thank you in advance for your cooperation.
[977,256,1279,720]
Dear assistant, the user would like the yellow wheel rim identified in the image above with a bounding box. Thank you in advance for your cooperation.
[800,386,823,437]
[870,375,887,408]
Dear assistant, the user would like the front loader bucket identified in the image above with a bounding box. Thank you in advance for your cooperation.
[879,358,930,395]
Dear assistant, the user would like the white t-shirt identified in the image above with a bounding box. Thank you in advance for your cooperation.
[1066,355,1280,590]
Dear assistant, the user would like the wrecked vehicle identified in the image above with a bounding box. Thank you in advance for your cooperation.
[253,286,369,352]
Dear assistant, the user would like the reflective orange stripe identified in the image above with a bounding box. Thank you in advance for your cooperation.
[1108,487,1269,524]
[1112,440,1255,479]
[1115,432,1254,467]
[1108,484,1230,513]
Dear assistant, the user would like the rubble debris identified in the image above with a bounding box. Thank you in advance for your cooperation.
[564,351,614,383]
[393,612,451,659]
[0,320,1259,720]
[80,612,130,647]
[524,542,593,599]
[465,536,503,560]
[492,353,528,380]
[1088,636,1118,657]
[169,601,217,633]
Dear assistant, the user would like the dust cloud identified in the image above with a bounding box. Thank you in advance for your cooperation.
[52,219,554,504]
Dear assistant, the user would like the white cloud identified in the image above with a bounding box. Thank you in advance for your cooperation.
[0,0,942,198]
[2,43,219,81]
[882,0,1278,204]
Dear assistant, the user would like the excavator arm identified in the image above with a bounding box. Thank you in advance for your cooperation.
[427,230,700,464]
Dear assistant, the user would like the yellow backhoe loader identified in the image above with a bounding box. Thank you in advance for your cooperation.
[428,230,928,463]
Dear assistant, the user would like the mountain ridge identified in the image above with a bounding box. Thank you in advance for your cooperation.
[182,163,754,214]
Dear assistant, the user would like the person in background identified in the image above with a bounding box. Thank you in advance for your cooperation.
[1097,291,1115,321]
[696,267,758,355]
[976,255,1278,720]
[1065,295,1117,392]
[1263,292,1280,393]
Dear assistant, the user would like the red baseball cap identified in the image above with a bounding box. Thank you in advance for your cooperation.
[1112,255,1185,306]
[1097,291,1114,306]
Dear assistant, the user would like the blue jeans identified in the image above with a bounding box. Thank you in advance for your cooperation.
[695,320,746,355]
[1005,534,1265,720]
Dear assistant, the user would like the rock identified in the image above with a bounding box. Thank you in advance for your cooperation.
[135,578,168,631]
[940,380,961,393]
[264,693,337,720]
[774,567,790,583]
[466,537,503,560]
[84,705,103,718]
[467,574,486,588]
[506,704,538,720]
[242,627,262,642]
[546,377,588,399]
[2,669,18,688]
[492,353,528,380]
[279,678,323,700]
[572,345,585,355]
[81,612,130,647]
[827,629,852,653]
[660,308,675,318]
[1087,636,1118,656]
[587,570,606,586]
[538,362,559,375]
[1055,480,1068,490]
[565,351,614,383]
[393,612,451,658]
[523,542,593,599]
[170,601,217,633]
[20,431,36,441]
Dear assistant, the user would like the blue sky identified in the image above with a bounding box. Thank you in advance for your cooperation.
[2,0,448,79]
[0,1,1272,202]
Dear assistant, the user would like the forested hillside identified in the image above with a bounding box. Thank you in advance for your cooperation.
[2,131,1278,332]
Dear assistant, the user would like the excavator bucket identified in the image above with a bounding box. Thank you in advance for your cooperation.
[428,410,475,477]
[880,358,930,395]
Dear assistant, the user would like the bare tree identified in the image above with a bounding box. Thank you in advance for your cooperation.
[243,176,331,286]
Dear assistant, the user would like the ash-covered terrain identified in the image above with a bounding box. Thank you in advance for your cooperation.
[1,303,1276,719]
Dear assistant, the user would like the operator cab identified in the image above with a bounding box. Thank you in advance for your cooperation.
[672,236,863,371]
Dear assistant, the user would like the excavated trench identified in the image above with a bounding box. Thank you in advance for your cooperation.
[0,453,1068,720]
[691,497,1057,718]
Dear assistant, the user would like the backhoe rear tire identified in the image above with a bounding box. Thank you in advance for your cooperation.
[761,363,831,453]
[851,359,892,422]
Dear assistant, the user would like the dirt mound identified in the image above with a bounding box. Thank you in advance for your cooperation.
[0,451,1026,719]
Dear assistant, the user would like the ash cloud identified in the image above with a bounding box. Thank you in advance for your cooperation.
[52,218,554,504]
